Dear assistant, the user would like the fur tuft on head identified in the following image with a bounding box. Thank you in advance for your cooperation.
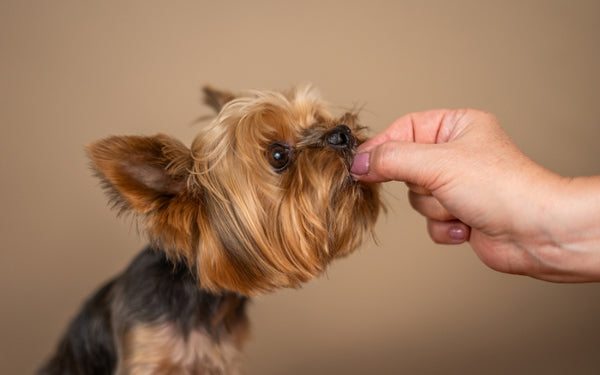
[88,85,381,296]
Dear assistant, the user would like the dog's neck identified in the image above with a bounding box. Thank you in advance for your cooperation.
[120,247,249,334]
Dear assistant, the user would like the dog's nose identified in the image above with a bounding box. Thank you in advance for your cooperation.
[327,125,355,149]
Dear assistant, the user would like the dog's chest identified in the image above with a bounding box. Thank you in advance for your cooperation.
[119,322,245,375]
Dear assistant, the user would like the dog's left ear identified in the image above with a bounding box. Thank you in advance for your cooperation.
[87,134,199,253]
[203,85,236,113]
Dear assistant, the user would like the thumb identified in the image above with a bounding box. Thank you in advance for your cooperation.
[352,140,447,188]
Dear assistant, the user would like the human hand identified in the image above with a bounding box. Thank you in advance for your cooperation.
[352,109,600,282]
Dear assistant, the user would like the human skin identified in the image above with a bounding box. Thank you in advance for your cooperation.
[351,109,600,282]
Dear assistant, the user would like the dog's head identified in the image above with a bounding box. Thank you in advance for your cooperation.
[88,85,381,295]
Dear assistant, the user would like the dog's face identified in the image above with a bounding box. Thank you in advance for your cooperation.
[88,86,381,295]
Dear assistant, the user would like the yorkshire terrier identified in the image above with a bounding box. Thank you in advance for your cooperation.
[38,85,381,375]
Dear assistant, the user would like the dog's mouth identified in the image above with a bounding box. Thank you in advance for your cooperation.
[343,151,357,173]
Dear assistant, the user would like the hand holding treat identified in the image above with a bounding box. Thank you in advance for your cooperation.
[352,109,600,282]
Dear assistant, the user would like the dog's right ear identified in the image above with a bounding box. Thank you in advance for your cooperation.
[203,85,236,113]
[87,134,199,255]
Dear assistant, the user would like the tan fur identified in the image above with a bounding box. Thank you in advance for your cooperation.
[88,85,381,296]
[118,322,247,375]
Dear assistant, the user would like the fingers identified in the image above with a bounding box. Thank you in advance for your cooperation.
[351,109,470,185]
[405,182,430,195]
[351,108,496,246]
[408,189,455,221]
[408,186,469,244]
[358,109,469,151]
[427,219,471,244]
[352,109,498,185]
[351,140,445,184]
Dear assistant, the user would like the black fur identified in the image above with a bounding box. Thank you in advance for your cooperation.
[37,247,248,375]
[37,280,117,375]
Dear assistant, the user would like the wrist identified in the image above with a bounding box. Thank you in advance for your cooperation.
[548,176,600,245]
[534,175,600,281]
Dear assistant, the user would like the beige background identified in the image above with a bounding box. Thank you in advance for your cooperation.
[2,1,600,374]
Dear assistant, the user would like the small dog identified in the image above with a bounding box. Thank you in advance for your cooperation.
[38,85,381,374]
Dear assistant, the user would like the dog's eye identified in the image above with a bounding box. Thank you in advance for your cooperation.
[268,143,293,172]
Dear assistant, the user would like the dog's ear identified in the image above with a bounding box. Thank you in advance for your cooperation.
[203,85,236,113]
[87,134,199,254]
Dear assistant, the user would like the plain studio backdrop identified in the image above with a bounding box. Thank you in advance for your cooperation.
[2,1,599,374]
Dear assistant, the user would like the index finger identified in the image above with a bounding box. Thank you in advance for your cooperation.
[359,109,467,151]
